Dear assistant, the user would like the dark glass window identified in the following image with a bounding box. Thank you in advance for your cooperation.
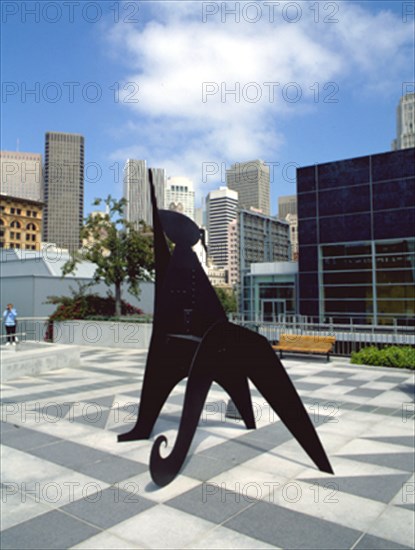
[320,213,371,243]
[372,149,415,181]
[297,165,316,193]
[373,178,415,211]
[322,243,371,256]
[298,218,317,245]
[323,286,373,300]
[317,157,370,190]
[323,256,372,271]
[298,192,317,219]
[374,209,415,240]
[319,184,370,216]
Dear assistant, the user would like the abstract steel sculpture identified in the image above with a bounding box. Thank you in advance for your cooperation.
[118,170,334,486]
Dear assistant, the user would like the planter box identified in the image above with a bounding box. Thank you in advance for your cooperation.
[53,320,153,349]
[1,342,80,382]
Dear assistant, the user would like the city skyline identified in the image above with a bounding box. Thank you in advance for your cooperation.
[2,1,413,216]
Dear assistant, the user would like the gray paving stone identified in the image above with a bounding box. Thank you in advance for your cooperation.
[236,423,292,449]
[354,533,412,549]
[0,421,19,433]
[372,406,398,415]
[199,437,270,466]
[166,485,254,524]
[182,454,233,481]
[1,425,61,451]
[60,487,155,529]
[377,375,410,383]
[75,455,147,483]
[28,403,73,419]
[71,409,111,430]
[303,473,413,503]
[346,388,384,398]
[294,381,324,391]
[29,440,112,468]
[337,452,415,472]
[224,499,362,549]
[334,379,367,387]
[0,509,99,549]
[354,404,377,413]
[84,396,115,408]
[316,370,352,378]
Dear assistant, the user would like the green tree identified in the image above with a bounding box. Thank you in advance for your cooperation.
[214,286,237,314]
[62,196,154,317]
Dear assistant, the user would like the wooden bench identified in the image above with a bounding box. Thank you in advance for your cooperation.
[272,334,336,362]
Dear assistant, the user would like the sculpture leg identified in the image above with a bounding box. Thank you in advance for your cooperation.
[118,372,182,441]
[118,337,197,442]
[150,365,213,486]
[246,335,333,474]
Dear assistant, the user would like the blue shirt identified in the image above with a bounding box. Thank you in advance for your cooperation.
[3,309,17,326]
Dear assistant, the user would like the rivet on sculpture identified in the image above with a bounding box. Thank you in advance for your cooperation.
[118,170,334,487]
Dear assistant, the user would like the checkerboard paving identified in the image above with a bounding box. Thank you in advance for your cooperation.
[1,345,414,549]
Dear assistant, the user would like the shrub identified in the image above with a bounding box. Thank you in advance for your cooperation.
[47,293,144,322]
[351,346,415,369]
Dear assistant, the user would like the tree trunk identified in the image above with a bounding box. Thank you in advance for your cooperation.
[115,283,122,317]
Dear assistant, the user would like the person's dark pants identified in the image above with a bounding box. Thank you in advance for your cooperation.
[6,325,16,343]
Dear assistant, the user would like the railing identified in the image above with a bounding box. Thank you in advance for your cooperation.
[232,315,415,357]
[0,317,50,343]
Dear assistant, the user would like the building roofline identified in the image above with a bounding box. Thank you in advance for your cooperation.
[0,193,44,206]
[298,146,415,172]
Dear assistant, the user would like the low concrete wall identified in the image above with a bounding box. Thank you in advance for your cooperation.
[1,342,81,382]
[53,320,153,349]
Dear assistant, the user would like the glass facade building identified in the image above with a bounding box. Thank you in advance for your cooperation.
[297,148,415,325]
[242,262,297,322]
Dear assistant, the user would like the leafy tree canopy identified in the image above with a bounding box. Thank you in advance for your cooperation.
[62,195,155,316]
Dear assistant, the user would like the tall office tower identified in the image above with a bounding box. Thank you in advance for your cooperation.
[43,132,84,251]
[226,159,270,215]
[165,177,195,220]
[123,160,166,227]
[1,151,43,201]
[194,206,205,228]
[150,167,166,213]
[227,218,239,287]
[124,159,147,228]
[392,93,415,150]
[206,187,238,268]
[278,194,297,219]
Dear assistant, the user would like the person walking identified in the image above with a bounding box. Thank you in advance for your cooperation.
[3,304,17,346]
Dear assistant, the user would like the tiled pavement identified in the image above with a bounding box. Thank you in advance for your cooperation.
[1,346,414,549]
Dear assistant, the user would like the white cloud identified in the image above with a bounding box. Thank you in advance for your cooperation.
[106,1,413,198]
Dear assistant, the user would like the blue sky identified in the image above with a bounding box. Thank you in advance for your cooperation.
[1,0,414,215]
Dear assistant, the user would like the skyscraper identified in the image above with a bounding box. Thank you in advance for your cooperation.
[0,151,43,201]
[278,195,297,219]
[226,159,270,215]
[392,93,415,150]
[43,132,84,251]
[165,177,195,220]
[123,160,166,227]
[206,186,238,268]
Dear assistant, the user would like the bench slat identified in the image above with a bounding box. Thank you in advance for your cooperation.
[272,334,336,361]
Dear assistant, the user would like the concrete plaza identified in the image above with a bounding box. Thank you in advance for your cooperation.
[1,345,414,549]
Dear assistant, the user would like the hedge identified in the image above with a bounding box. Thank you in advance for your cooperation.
[351,346,415,369]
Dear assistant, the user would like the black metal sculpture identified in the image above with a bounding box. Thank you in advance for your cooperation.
[118,170,333,487]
